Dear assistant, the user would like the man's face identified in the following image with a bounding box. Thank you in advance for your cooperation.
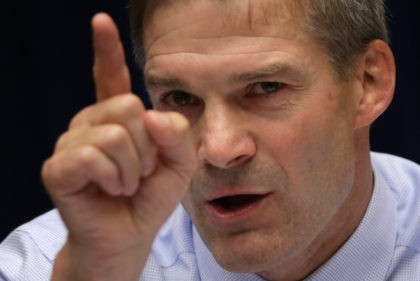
[143,0,362,278]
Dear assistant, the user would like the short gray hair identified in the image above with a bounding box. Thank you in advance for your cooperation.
[303,0,389,80]
[128,0,389,80]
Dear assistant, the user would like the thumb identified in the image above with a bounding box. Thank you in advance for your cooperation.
[132,110,197,226]
[144,110,197,179]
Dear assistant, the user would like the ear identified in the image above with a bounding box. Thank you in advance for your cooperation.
[354,40,396,129]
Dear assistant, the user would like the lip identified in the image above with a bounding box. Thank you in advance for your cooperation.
[205,191,272,224]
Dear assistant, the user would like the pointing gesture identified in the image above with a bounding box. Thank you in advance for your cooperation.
[92,13,131,101]
[42,13,197,281]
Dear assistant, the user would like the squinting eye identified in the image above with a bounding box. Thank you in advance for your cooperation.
[253,82,283,95]
[162,91,200,107]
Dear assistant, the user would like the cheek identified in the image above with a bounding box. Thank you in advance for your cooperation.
[181,184,209,229]
[265,114,356,211]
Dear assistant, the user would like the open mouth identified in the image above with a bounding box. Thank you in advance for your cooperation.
[209,194,267,213]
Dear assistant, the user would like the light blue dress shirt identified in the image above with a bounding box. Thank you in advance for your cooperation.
[1,152,420,280]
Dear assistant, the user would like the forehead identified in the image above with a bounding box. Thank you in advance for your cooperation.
[143,0,306,57]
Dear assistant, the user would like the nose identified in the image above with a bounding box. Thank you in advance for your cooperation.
[197,102,256,169]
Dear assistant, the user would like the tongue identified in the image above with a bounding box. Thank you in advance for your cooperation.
[212,195,263,211]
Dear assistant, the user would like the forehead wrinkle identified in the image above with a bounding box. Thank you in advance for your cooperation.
[144,0,308,61]
[245,0,304,31]
[147,48,295,61]
[247,0,253,28]
[218,0,301,29]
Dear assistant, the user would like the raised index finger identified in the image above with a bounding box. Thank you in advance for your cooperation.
[92,13,131,102]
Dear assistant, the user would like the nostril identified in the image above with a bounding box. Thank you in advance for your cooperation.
[199,150,254,169]
[225,154,252,168]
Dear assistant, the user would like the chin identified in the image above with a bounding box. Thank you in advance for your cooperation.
[206,230,292,274]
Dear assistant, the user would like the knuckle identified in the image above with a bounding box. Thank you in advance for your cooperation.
[77,146,101,168]
[54,131,71,151]
[41,158,56,188]
[102,125,129,148]
[41,154,76,191]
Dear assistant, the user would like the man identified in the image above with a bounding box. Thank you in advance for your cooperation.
[1,0,419,280]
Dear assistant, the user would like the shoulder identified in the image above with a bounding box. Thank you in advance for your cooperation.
[0,209,67,280]
[371,152,420,278]
[371,152,420,187]
[0,206,198,281]
[371,152,420,246]
[0,206,198,280]
[371,152,420,220]
[371,153,420,226]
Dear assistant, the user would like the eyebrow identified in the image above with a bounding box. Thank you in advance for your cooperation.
[232,63,307,82]
[145,75,186,89]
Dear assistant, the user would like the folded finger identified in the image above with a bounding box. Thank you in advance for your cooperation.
[55,124,143,196]
[69,94,158,177]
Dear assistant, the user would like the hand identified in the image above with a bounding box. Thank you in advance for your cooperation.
[41,13,197,281]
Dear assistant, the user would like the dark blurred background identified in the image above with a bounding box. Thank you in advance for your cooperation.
[1,1,419,241]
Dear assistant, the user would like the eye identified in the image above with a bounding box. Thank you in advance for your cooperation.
[157,91,203,124]
[161,91,201,107]
[252,82,284,95]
